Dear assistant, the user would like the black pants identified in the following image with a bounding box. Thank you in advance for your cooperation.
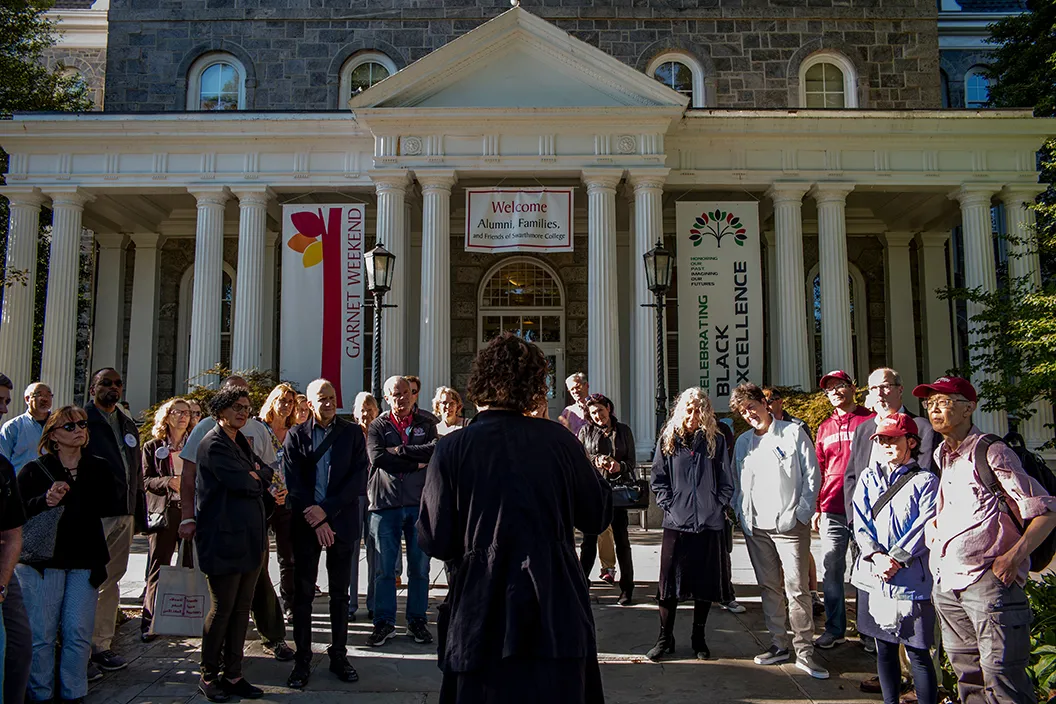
[291,515,353,664]
[877,639,937,704]
[143,504,191,633]
[270,504,296,612]
[658,598,712,651]
[580,508,633,593]
[250,538,286,646]
[3,573,33,702]
[202,565,261,681]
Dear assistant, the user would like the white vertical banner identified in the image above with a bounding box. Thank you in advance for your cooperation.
[280,204,366,412]
[675,202,764,412]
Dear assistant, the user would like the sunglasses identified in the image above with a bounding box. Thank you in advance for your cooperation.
[97,378,123,388]
[230,403,252,414]
[59,420,88,432]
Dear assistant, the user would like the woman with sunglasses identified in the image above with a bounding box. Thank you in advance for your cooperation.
[15,406,118,704]
[194,387,269,702]
[140,398,192,642]
[258,383,297,616]
[187,400,204,430]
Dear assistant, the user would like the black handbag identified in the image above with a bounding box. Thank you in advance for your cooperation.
[611,479,650,510]
[145,507,169,535]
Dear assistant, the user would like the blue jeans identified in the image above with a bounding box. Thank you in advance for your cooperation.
[370,506,430,627]
[16,565,97,701]
[820,512,851,638]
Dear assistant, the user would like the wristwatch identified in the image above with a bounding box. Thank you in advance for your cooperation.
[0,584,7,599]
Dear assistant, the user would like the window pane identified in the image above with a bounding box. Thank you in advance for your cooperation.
[545,355,557,399]
[966,71,990,108]
[541,315,561,342]
[825,92,845,108]
[481,261,561,308]
[200,62,240,110]
[522,316,539,342]
[653,62,674,87]
[483,315,500,342]
[349,61,389,95]
[502,315,521,336]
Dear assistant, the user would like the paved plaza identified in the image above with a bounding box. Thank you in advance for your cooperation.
[88,530,883,704]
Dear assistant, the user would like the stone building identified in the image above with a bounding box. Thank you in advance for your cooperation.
[2,0,1052,458]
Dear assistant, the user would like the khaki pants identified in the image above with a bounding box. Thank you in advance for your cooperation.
[92,515,135,653]
[597,526,616,571]
[744,521,815,660]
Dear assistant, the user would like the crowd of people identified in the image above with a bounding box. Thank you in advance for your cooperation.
[0,332,1055,704]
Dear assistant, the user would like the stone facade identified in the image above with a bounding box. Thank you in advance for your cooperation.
[104,0,942,112]
[43,47,107,110]
[941,49,992,109]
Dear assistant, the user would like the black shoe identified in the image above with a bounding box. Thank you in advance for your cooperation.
[287,662,311,689]
[617,591,634,606]
[91,650,127,671]
[220,677,263,699]
[348,611,357,622]
[692,623,710,659]
[329,658,359,682]
[367,622,397,647]
[367,609,374,620]
[86,662,104,683]
[407,620,433,644]
[198,677,231,702]
[140,632,157,643]
[694,642,711,660]
[646,632,675,661]
[264,640,295,662]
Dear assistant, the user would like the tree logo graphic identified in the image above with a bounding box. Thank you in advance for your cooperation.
[285,209,334,267]
[688,209,748,248]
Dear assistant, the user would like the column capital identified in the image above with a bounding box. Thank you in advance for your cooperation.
[949,183,997,208]
[999,185,1045,207]
[880,231,916,248]
[626,168,670,192]
[765,181,810,204]
[917,230,951,248]
[44,187,94,210]
[95,233,130,250]
[187,186,231,207]
[416,169,457,192]
[581,168,623,192]
[0,186,47,208]
[231,187,274,206]
[809,182,855,204]
[370,169,412,193]
[129,232,165,250]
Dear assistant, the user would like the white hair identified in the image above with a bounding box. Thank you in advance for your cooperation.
[383,375,407,397]
[306,378,333,398]
[565,372,586,387]
[24,382,51,398]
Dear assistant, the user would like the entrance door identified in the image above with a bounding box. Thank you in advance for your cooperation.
[478,258,566,420]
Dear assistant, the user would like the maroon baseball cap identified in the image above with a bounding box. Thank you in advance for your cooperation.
[819,370,853,389]
[871,413,918,441]
[911,376,978,403]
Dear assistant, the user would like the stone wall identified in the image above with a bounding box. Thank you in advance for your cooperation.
[103,0,941,111]
[43,47,107,110]
[940,49,992,108]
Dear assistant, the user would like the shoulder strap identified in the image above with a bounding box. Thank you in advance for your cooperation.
[306,422,343,469]
[973,434,1025,532]
[870,467,924,520]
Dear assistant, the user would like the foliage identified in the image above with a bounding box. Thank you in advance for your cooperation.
[1026,573,1056,699]
[773,386,870,437]
[985,1,1056,118]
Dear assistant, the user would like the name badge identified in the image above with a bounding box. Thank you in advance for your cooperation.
[124,433,138,448]
[155,446,170,460]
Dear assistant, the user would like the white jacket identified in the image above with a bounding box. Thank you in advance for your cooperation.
[733,418,820,536]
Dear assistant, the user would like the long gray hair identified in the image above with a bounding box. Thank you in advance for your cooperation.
[659,387,718,457]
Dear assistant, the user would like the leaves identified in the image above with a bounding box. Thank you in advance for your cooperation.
[289,210,328,240]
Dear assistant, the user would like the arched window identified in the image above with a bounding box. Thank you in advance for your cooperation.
[646,52,708,107]
[186,53,246,111]
[799,52,858,108]
[805,263,868,381]
[478,258,565,417]
[940,69,950,108]
[177,264,237,387]
[965,66,991,109]
[339,52,397,105]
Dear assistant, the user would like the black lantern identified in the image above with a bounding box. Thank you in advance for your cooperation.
[364,242,396,295]
[642,239,672,439]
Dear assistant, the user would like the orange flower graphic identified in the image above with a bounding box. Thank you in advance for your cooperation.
[286,210,327,267]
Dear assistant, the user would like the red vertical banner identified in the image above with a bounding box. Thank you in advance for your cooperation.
[320,207,344,407]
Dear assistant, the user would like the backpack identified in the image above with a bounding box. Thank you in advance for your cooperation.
[974,431,1056,572]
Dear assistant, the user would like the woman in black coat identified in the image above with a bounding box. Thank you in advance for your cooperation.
[194,388,268,702]
[577,393,637,605]
[648,387,735,662]
[418,332,612,704]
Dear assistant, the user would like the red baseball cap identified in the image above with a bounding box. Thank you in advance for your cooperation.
[871,413,918,441]
[819,370,853,389]
[911,376,978,403]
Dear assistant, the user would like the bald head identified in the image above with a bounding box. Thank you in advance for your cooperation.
[25,382,53,420]
[306,378,337,425]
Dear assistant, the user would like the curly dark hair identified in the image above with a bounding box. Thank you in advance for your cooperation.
[209,386,250,418]
[466,332,548,414]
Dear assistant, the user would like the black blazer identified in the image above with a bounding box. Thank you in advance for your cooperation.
[282,416,368,544]
[194,426,267,576]
[85,401,146,530]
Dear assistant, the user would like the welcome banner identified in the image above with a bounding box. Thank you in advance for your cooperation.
[675,202,764,412]
[280,204,366,412]
[465,187,574,252]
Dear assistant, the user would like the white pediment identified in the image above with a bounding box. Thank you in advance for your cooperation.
[349,7,689,110]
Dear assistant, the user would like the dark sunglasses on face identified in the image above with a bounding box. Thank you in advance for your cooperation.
[59,420,89,432]
[97,378,123,388]
[230,403,252,414]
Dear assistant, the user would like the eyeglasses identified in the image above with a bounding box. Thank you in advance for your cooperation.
[170,410,190,418]
[59,420,88,432]
[230,403,252,414]
[97,378,123,388]
[190,410,202,418]
[826,383,852,393]
[925,398,968,411]
[869,383,901,392]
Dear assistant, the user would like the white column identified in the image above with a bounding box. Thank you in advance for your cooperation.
[90,234,128,374]
[417,170,456,399]
[881,231,919,385]
[186,187,229,389]
[126,233,164,415]
[917,231,954,381]
[0,188,47,415]
[371,171,410,383]
[627,169,667,457]
[583,169,623,413]
[952,184,1005,435]
[262,231,278,373]
[812,183,855,376]
[1001,187,1053,450]
[767,183,813,390]
[230,188,271,373]
[41,189,93,406]
[765,231,779,383]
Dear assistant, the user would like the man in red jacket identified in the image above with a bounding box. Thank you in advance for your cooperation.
[812,370,873,650]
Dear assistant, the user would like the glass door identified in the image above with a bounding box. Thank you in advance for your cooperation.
[480,313,565,420]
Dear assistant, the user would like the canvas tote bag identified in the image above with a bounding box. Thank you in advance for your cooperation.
[149,542,211,637]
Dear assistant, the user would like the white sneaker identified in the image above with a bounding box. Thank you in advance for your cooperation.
[721,599,747,614]
[754,646,790,665]
[796,656,830,679]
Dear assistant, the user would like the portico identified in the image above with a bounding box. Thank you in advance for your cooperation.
[1,7,1052,454]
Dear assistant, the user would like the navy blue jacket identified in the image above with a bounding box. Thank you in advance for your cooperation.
[283,416,368,544]
[651,430,733,533]
[366,410,438,511]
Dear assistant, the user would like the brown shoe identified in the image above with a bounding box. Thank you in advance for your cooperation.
[860,676,883,694]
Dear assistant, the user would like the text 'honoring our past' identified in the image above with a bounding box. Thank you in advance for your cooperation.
[465,187,574,253]
[675,202,764,413]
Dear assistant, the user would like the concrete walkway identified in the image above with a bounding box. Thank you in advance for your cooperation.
[88,530,883,703]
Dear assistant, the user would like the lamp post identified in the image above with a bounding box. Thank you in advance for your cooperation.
[364,242,397,400]
[642,239,674,440]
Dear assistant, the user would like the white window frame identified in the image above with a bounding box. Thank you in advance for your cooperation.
[964,66,991,109]
[176,262,237,388]
[646,51,707,108]
[805,261,869,381]
[339,51,398,106]
[799,52,858,108]
[186,52,247,111]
